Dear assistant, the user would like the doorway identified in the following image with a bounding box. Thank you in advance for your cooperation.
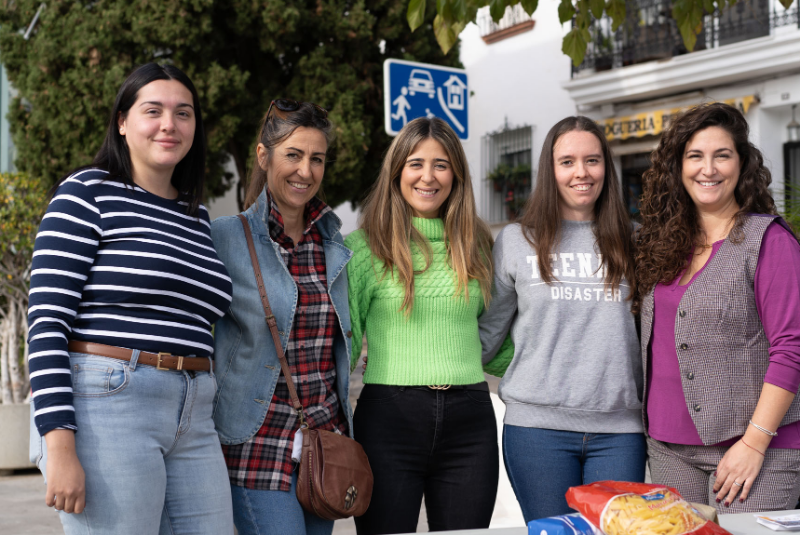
[621,152,651,220]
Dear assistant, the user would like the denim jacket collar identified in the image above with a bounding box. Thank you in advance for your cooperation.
[248,188,344,242]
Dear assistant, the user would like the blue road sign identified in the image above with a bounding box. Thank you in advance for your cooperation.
[384,59,469,140]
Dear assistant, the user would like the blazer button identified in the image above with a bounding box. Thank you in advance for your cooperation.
[680,343,689,350]
[694,404,702,412]
[679,310,686,317]
[346,331,353,338]
[687,372,695,380]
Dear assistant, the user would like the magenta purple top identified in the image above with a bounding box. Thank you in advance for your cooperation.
[647,221,800,448]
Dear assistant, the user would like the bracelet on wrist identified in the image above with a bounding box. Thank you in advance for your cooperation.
[749,419,778,437]
[741,438,766,457]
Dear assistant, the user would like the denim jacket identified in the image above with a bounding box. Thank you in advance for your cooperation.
[210,190,354,445]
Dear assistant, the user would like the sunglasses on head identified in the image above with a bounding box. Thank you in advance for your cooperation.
[265,98,328,124]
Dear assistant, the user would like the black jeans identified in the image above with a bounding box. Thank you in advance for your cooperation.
[353,384,499,534]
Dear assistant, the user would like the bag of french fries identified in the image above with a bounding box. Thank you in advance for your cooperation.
[565,481,732,535]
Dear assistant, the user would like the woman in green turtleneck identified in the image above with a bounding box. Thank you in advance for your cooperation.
[345,118,500,535]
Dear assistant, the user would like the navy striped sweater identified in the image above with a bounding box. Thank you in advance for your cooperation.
[28,169,232,436]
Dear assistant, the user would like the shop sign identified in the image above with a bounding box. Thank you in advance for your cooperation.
[601,95,758,141]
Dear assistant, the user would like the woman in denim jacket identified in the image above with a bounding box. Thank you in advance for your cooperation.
[211,100,354,535]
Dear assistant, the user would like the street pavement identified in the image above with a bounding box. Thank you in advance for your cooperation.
[0,468,62,534]
[0,364,524,534]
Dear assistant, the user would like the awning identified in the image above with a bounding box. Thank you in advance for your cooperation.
[601,95,758,141]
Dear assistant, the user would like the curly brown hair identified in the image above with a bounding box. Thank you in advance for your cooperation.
[633,102,776,313]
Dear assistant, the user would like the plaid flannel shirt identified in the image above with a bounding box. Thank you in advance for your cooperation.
[222,191,347,491]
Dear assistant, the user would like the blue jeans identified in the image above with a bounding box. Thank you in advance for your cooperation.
[31,351,233,535]
[502,425,646,522]
[230,471,333,535]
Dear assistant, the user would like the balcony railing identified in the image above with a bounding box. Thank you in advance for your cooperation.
[572,0,799,76]
[477,5,536,44]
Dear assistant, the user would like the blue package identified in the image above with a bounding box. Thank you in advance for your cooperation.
[527,513,600,535]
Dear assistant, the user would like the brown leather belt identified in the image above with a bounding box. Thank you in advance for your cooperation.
[67,341,211,372]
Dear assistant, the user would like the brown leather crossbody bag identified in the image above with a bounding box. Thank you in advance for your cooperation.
[237,214,373,520]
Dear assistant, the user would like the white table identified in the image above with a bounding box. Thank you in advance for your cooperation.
[720,509,800,534]
[395,509,800,534]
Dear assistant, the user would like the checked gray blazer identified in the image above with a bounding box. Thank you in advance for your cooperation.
[641,214,800,445]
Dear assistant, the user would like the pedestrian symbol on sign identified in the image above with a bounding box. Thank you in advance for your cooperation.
[384,59,469,140]
[391,87,411,126]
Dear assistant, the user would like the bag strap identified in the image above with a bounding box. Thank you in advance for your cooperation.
[237,214,307,428]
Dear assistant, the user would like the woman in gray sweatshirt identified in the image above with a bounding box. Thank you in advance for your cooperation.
[479,116,645,522]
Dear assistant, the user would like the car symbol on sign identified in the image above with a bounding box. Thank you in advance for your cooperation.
[408,69,435,98]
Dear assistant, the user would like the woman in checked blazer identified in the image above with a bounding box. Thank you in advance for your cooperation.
[635,102,800,513]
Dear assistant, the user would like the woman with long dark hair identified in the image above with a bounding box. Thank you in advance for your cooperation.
[635,102,800,512]
[211,100,354,535]
[479,116,645,521]
[28,63,234,534]
[346,117,498,534]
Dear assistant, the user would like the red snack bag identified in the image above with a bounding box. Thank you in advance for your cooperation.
[566,481,732,535]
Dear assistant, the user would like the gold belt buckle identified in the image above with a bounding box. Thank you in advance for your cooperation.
[428,385,451,390]
[156,352,171,371]
[157,353,185,371]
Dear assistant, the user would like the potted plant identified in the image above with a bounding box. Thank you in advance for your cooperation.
[0,173,46,471]
[488,163,532,191]
[594,34,615,72]
[487,163,512,192]
[510,163,532,188]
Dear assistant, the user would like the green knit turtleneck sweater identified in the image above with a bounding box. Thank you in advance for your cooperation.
[344,217,486,385]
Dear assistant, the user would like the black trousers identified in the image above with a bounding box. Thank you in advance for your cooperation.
[353,384,499,535]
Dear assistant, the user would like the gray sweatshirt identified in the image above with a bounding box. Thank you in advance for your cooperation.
[479,221,643,433]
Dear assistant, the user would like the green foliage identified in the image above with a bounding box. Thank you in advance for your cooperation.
[558,0,576,23]
[486,162,531,189]
[783,184,800,237]
[408,0,427,31]
[605,0,626,31]
[520,0,539,16]
[563,27,591,66]
[589,0,605,19]
[0,173,45,259]
[0,1,460,210]
[409,0,796,65]
[0,173,47,300]
[673,0,706,52]
[486,163,512,186]
[490,0,510,21]
[487,162,531,219]
[434,14,466,54]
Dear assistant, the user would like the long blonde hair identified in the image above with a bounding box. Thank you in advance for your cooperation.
[359,117,493,314]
